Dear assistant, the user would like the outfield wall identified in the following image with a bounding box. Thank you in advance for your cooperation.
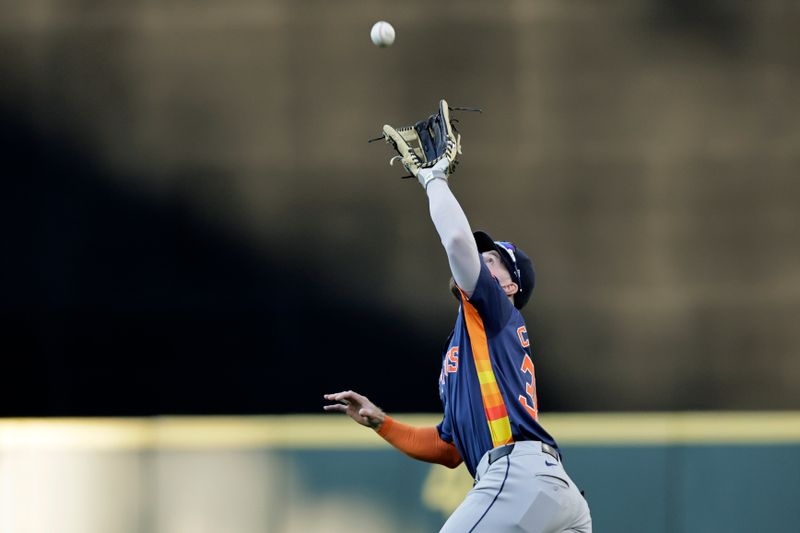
[2,413,799,533]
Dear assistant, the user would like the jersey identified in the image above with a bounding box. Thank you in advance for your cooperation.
[437,260,558,477]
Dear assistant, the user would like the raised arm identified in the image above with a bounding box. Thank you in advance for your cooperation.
[420,161,481,297]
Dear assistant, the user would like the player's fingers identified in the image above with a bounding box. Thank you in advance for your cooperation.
[340,391,371,407]
[324,392,346,400]
[325,390,358,402]
[323,404,348,413]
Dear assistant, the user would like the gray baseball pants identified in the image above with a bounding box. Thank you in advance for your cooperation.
[439,441,592,532]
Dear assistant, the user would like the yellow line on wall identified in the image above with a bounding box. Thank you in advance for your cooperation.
[539,411,800,445]
[1,412,799,451]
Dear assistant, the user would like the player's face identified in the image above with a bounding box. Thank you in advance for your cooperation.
[448,251,517,302]
[482,251,513,285]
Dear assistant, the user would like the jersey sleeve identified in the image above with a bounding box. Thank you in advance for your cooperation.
[436,412,454,443]
[378,417,462,469]
[462,261,515,335]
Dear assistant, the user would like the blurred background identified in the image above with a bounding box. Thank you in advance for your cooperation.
[1,0,799,531]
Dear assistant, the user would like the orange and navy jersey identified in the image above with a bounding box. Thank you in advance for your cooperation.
[437,260,558,477]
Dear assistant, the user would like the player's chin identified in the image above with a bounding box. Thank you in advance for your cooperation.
[449,277,460,301]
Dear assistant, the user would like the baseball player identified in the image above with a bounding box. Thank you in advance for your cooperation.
[325,102,591,532]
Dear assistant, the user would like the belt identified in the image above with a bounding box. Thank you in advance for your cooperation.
[487,442,560,465]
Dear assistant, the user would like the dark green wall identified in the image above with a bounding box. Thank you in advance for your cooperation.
[280,444,800,532]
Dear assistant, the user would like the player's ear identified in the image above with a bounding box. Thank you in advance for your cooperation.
[502,282,518,297]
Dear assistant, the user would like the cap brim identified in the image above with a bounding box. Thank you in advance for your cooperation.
[473,230,498,254]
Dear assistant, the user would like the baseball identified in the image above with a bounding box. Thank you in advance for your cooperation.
[370,21,395,48]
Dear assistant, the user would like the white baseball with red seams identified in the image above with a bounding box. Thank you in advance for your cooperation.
[370,21,395,47]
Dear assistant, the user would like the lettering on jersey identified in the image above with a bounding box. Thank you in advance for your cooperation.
[518,354,538,420]
[446,347,459,373]
[517,326,530,348]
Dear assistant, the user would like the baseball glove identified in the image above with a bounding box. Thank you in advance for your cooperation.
[369,99,481,180]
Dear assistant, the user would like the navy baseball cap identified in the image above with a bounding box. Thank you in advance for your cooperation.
[473,230,536,309]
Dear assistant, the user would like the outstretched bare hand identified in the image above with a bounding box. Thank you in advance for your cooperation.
[323,390,386,430]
